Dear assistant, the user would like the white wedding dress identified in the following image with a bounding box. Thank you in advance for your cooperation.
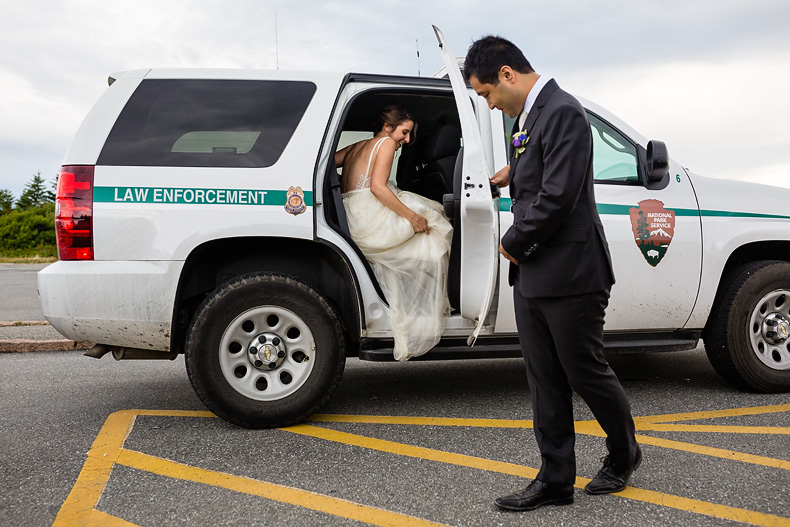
[342,137,453,361]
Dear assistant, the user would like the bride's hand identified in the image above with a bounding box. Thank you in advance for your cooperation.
[409,213,430,234]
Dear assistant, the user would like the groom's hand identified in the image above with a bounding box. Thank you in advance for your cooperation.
[499,243,518,265]
[490,165,510,187]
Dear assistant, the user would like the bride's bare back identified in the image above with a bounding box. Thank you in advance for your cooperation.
[339,138,389,193]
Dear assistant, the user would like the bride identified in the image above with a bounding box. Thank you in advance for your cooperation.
[335,105,453,361]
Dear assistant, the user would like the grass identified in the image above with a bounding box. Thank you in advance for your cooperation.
[0,255,58,264]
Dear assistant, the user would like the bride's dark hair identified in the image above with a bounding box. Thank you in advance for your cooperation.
[374,104,415,133]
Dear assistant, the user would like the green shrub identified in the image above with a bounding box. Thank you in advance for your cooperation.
[0,203,57,258]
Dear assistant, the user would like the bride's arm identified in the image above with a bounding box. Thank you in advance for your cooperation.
[334,145,350,167]
[369,139,429,234]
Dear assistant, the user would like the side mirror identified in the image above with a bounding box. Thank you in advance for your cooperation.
[646,140,669,182]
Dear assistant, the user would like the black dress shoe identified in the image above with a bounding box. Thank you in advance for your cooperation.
[585,445,643,495]
[495,480,574,511]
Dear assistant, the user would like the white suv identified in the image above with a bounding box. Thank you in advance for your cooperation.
[39,34,790,428]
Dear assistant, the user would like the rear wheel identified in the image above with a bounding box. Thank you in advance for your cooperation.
[185,273,345,428]
[705,261,790,392]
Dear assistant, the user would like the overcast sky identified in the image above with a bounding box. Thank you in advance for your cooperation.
[2,0,788,198]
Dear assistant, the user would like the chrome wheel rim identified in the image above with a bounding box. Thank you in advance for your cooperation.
[219,306,315,401]
[748,289,790,371]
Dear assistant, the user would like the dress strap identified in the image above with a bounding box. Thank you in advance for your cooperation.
[364,137,390,179]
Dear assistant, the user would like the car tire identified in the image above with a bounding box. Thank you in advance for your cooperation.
[185,273,346,428]
[704,260,790,392]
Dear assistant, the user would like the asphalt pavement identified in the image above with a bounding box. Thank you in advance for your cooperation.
[0,263,92,351]
[2,349,789,527]
[2,263,789,527]
[0,263,48,321]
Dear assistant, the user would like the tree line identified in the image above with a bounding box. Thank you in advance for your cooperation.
[0,173,58,259]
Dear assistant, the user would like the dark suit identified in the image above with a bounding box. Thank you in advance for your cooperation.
[501,79,637,485]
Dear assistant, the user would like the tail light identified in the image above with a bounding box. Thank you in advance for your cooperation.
[56,166,94,260]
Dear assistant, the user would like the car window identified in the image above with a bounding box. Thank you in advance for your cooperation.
[501,111,640,184]
[588,113,640,183]
[98,79,316,168]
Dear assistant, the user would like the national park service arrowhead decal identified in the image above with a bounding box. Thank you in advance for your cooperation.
[629,199,675,267]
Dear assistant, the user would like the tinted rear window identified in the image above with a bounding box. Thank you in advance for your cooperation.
[98,79,316,168]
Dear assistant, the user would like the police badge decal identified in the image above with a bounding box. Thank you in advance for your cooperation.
[284,186,307,215]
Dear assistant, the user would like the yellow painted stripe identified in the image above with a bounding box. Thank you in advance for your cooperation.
[52,410,215,526]
[286,424,790,527]
[614,486,790,527]
[127,409,217,418]
[635,434,790,471]
[310,406,790,434]
[574,420,606,436]
[55,407,790,526]
[117,449,450,527]
[309,414,790,471]
[637,424,790,434]
[573,419,790,470]
[287,423,540,479]
[52,410,138,526]
[311,414,532,428]
[68,509,141,527]
[542,421,790,470]
[634,404,790,424]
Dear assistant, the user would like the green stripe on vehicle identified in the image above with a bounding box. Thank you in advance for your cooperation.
[598,204,790,220]
[94,186,314,206]
[499,198,790,220]
[595,203,701,216]
[697,209,790,219]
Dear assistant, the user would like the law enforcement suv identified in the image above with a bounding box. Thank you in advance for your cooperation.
[39,30,790,428]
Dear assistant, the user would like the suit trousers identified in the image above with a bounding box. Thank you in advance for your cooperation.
[513,281,637,485]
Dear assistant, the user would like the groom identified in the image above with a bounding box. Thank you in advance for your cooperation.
[463,36,641,511]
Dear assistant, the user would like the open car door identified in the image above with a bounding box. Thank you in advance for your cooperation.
[433,26,499,345]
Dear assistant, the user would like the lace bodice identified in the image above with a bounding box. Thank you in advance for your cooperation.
[354,173,372,191]
[344,137,388,194]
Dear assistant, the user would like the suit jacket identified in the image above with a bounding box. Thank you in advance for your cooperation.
[501,79,615,298]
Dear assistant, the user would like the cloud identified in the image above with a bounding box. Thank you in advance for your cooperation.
[561,46,790,186]
[1,0,788,197]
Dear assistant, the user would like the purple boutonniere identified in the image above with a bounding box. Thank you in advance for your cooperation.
[507,131,529,158]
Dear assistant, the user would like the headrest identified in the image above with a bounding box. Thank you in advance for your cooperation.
[422,124,460,164]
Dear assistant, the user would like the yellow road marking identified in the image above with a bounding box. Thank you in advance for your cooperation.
[117,449,450,527]
[312,411,790,471]
[571,420,790,470]
[286,424,790,527]
[634,404,790,424]
[53,410,137,526]
[55,404,790,526]
[76,509,139,527]
[310,414,533,428]
[286,423,540,479]
[636,424,790,434]
[634,434,790,470]
[53,409,449,527]
[614,486,790,527]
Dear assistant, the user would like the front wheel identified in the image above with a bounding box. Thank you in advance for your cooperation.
[705,261,790,392]
[185,273,346,428]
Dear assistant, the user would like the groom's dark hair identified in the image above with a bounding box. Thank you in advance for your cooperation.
[463,36,534,85]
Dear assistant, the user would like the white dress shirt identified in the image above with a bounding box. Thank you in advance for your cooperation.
[518,74,552,130]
